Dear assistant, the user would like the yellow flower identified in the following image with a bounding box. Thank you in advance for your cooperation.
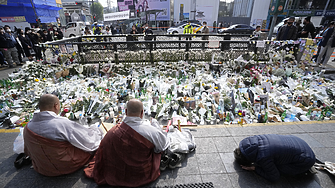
[43,78,46,81]
[215,87,218,89]
[35,78,39,82]
[202,83,205,86]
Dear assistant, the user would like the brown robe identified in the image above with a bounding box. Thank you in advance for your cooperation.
[84,122,161,187]
[24,126,92,176]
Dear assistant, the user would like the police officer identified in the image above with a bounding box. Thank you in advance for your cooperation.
[183,22,193,40]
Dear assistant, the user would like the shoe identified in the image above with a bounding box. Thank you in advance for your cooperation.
[160,155,171,171]
[14,153,31,169]
[309,166,317,174]
[168,153,185,169]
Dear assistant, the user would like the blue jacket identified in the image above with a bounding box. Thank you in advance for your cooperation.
[239,134,315,182]
[0,33,16,48]
[320,27,334,47]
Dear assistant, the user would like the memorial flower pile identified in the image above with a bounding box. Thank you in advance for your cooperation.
[1,50,335,128]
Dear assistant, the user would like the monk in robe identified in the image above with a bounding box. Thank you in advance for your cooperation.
[84,99,170,187]
[24,94,104,176]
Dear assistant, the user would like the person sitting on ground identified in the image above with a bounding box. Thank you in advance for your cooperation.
[84,99,170,187]
[276,17,297,40]
[234,134,316,182]
[24,94,104,176]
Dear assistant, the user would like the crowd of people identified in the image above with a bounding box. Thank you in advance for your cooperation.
[276,16,335,67]
[1,16,335,68]
[0,24,63,68]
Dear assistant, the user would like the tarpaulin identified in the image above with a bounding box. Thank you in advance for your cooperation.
[0,0,62,23]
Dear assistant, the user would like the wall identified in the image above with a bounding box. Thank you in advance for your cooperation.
[233,0,253,17]
[173,0,219,27]
[249,0,271,27]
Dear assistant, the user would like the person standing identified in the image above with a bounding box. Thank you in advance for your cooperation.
[316,21,335,67]
[201,21,209,40]
[4,25,23,65]
[18,28,34,61]
[253,26,262,40]
[276,17,297,40]
[295,19,303,34]
[143,23,153,49]
[0,26,19,68]
[201,21,210,50]
[213,21,217,32]
[300,16,316,38]
[83,27,92,35]
[183,22,193,40]
[27,29,43,61]
[92,22,99,34]
[122,23,127,34]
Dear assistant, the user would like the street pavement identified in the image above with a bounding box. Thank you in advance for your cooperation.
[0,122,335,187]
[0,55,335,187]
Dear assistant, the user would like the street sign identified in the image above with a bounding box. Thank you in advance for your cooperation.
[289,10,315,16]
[315,10,335,17]
[269,0,287,14]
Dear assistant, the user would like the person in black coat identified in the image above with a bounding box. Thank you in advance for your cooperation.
[234,134,315,182]
[28,29,43,60]
[300,16,316,39]
[276,17,297,40]
[0,27,20,67]
[17,28,33,61]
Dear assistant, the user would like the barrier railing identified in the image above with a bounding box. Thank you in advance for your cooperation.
[40,34,317,64]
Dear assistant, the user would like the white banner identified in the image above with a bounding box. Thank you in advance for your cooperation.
[104,10,130,21]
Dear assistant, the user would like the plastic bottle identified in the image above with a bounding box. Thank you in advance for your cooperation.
[79,114,88,126]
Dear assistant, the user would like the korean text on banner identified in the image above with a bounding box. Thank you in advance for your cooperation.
[104,10,130,21]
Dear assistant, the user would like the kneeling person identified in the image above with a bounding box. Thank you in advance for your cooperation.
[234,134,315,182]
[24,94,104,176]
[85,99,170,187]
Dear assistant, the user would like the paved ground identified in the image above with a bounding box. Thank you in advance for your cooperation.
[0,122,335,187]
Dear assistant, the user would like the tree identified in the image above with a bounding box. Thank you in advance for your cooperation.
[90,2,103,22]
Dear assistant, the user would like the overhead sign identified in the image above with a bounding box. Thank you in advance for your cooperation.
[315,10,335,17]
[269,0,286,14]
[289,10,314,16]
[0,16,26,22]
[104,10,130,21]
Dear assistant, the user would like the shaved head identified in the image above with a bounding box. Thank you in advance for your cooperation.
[38,94,60,113]
[126,99,143,117]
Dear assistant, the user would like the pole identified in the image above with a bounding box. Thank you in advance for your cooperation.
[267,14,277,40]
[92,0,94,21]
[29,0,39,24]
[322,0,331,16]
